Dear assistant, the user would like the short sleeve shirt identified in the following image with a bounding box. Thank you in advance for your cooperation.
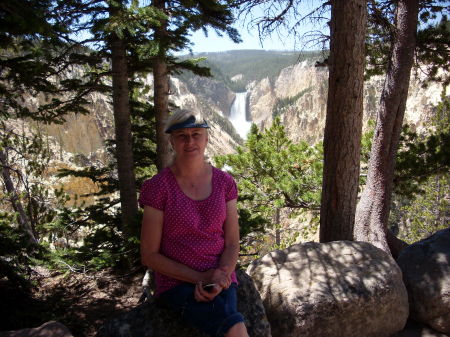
[139,166,238,296]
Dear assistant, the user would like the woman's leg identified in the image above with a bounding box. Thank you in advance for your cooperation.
[225,322,249,337]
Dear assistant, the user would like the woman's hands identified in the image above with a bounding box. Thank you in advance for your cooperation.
[210,266,232,289]
[194,267,231,302]
[194,281,221,302]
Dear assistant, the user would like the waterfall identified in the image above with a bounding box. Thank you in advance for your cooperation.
[229,92,252,139]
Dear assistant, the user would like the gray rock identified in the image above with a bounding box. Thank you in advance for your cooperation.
[397,228,450,335]
[247,241,409,337]
[95,269,271,337]
[391,319,450,337]
[0,321,73,337]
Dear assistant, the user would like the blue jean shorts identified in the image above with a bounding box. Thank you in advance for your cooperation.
[158,283,244,336]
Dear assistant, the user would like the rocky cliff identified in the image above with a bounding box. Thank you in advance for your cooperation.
[247,60,444,144]
[20,53,445,166]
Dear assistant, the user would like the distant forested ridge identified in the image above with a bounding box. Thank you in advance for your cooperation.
[177,49,326,92]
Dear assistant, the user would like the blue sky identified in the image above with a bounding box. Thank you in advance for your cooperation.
[185,2,329,53]
[187,26,298,53]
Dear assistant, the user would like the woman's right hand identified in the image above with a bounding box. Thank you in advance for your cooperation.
[194,281,221,302]
[202,267,231,290]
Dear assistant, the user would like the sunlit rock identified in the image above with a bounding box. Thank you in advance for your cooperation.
[247,241,409,337]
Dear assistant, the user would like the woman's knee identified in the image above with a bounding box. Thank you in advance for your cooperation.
[225,322,248,337]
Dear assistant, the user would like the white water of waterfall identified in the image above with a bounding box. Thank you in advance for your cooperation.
[229,92,252,139]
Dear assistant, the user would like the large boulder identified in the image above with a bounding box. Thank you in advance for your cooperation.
[0,321,73,337]
[95,269,271,337]
[391,319,450,337]
[397,228,450,334]
[247,241,409,337]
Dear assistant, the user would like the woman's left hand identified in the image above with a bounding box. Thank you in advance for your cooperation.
[194,281,221,302]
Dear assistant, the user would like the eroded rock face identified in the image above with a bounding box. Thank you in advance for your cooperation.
[95,269,271,337]
[247,241,409,337]
[247,61,442,144]
[397,228,450,335]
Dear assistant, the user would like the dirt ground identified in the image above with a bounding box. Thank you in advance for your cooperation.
[0,266,146,337]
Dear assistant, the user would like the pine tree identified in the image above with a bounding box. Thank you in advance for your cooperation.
[214,118,322,252]
[319,0,367,242]
[0,0,92,246]
[355,0,420,256]
[150,0,241,171]
[52,0,161,240]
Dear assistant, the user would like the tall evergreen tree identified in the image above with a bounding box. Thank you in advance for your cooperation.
[51,0,162,239]
[355,0,420,256]
[237,0,447,247]
[215,118,322,250]
[150,0,241,171]
[152,0,171,171]
[319,0,367,242]
[108,1,139,239]
[0,0,92,244]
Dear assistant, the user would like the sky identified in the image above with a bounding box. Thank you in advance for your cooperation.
[187,26,298,53]
[184,2,329,54]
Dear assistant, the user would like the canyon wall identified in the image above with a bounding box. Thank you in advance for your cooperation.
[22,56,446,164]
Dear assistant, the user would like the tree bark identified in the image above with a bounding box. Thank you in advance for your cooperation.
[319,0,367,242]
[354,0,419,257]
[0,149,37,244]
[153,0,172,171]
[109,22,139,239]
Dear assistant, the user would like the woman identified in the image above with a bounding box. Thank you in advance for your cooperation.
[139,110,248,337]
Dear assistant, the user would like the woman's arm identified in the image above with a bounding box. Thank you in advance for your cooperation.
[140,205,204,284]
[218,198,240,279]
[194,198,240,302]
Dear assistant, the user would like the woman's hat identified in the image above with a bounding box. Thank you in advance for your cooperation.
[165,115,210,134]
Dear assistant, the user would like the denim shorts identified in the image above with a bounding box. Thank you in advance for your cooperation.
[158,283,244,336]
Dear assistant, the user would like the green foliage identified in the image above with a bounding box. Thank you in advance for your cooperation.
[365,1,394,79]
[416,6,450,85]
[365,1,449,81]
[394,93,450,197]
[0,215,38,288]
[0,121,87,280]
[394,125,450,197]
[145,0,241,77]
[214,117,322,253]
[359,90,450,244]
[359,92,450,200]
[359,119,377,188]
[360,120,376,162]
[53,85,157,270]
[391,173,449,244]
[0,122,70,236]
[386,91,450,242]
[0,0,97,123]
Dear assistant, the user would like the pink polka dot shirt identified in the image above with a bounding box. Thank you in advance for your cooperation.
[139,166,238,296]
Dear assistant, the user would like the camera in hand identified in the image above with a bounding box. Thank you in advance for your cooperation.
[203,283,216,292]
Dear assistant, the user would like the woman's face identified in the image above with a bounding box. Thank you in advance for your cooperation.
[170,128,208,158]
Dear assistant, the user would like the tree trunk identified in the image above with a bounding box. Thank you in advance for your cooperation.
[354,0,419,257]
[319,0,367,242]
[153,0,172,171]
[110,26,139,239]
[0,149,37,244]
[275,208,281,246]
